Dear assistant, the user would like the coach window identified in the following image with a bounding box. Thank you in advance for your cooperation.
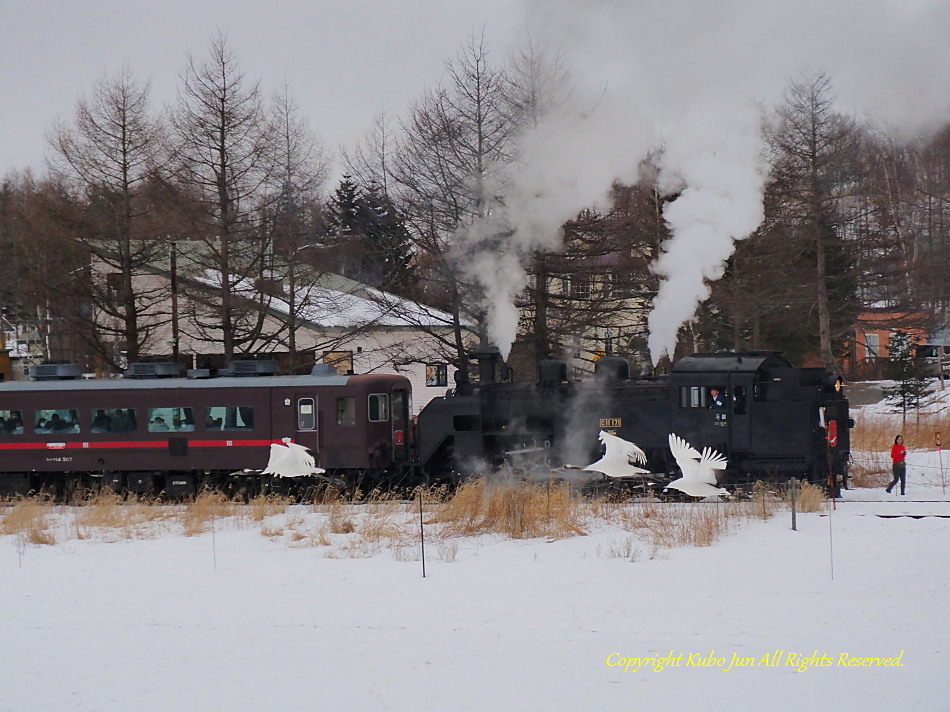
[0,410,24,435]
[90,407,137,433]
[368,394,389,422]
[298,398,316,430]
[336,396,356,426]
[34,409,79,434]
[147,407,195,433]
[205,406,253,431]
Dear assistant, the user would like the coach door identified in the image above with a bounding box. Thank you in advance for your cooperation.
[391,386,411,461]
[295,395,320,454]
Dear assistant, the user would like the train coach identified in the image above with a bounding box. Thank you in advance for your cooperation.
[0,360,414,498]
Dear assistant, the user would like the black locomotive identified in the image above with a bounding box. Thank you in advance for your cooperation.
[417,348,852,491]
[0,349,851,499]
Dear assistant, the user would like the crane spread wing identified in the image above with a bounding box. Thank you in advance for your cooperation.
[585,430,649,477]
[668,433,701,464]
[261,442,326,477]
[601,430,647,466]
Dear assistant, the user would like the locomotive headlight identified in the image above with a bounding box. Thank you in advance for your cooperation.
[835,377,843,392]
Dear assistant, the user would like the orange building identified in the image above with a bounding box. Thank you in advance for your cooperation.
[846,310,930,380]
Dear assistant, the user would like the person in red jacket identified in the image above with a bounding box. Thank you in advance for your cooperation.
[886,434,907,495]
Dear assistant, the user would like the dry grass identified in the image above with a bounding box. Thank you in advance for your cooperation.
[751,482,783,520]
[432,479,587,540]
[71,492,176,541]
[248,493,290,522]
[616,501,735,553]
[0,479,797,559]
[849,409,949,489]
[1,498,56,545]
[852,410,950,452]
[792,481,827,513]
[609,485,786,556]
[181,490,234,537]
[849,450,891,489]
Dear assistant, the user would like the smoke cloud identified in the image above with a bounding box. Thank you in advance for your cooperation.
[461,0,950,363]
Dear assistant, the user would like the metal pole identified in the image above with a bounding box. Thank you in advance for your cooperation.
[937,432,945,496]
[419,490,426,579]
[828,497,834,581]
[790,477,797,531]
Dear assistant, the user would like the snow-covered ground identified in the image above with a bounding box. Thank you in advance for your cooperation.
[3,468,948,712]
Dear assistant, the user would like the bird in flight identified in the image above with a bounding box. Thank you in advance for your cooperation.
[584,430,650,478]
[261,441,326,478]
[666,433,728,498]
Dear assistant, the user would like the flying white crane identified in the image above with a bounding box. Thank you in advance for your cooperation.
[665,433,729,498]
[261,441,326,478]
[584,430,650,478]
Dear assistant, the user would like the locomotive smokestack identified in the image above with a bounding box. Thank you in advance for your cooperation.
[470,342,502,386]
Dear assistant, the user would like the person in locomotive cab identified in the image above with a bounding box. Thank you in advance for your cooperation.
[886,434,907,495]
[708,387,726,409]
[151,416,170,432]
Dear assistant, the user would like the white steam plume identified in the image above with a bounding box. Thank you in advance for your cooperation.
[460,0,950,364]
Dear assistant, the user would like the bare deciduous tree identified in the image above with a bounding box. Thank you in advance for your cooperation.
[168,32,277,361]
[46,67,167,366]
[765,73,862,371]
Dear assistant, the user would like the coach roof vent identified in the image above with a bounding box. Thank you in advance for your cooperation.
[124,362,181,379]
[310,363,338,377]
[220,359,280,377]
[30,362,83,380]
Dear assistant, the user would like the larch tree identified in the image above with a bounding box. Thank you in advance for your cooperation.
[765,73,862,372]
[168,32,277,362]
[46,67,167,367]
[393,32,516,371]
[265,83,329,372]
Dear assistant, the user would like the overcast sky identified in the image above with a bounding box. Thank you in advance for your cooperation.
[0,0,520,181]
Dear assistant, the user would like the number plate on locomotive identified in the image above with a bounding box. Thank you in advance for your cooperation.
[599,418,622,428]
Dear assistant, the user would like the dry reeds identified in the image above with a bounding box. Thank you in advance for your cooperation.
[617,500,735,552]
[0,477,798,560]
[852,410,950,452]
[73,492,175,540]
[432,479,586,540]
[1,498,56,545]
[793,481,827,513]
[181,490,233,536]
[249,493,290,522]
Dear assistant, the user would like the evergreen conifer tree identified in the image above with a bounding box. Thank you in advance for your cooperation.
[882,330,935,426]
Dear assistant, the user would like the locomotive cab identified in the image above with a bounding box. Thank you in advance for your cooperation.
[670,352,850,485]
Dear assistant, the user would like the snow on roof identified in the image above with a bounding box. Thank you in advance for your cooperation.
[199,270,458,330]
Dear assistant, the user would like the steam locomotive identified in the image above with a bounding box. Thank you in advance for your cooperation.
[0,349,851,499]
[417,348,852,492]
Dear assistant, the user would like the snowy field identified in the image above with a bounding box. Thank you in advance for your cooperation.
[2,459,949,712]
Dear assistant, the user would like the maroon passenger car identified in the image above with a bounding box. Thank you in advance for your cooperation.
[0,362,414,497]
